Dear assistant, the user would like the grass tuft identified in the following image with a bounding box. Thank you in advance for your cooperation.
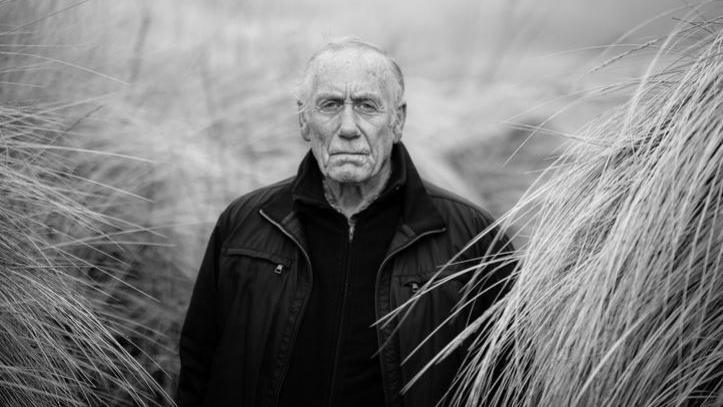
[0,105,171,405]
[0,2,175,405]
[444,8,723,407]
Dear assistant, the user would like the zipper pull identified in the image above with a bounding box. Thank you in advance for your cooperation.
[348,217,356,242]
[274,264,284,274]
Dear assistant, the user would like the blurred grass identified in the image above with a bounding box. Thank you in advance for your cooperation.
[0,85,168,405]
[1,0,715,404]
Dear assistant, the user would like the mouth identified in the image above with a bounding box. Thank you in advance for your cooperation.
[328,152,368,165]
[330,151,368,156]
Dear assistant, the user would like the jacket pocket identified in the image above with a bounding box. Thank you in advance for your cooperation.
[398,263,467,297]
[222,247,291,275]
[217,247,294,323]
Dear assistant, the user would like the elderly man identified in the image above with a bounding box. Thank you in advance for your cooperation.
[178,38,514,407]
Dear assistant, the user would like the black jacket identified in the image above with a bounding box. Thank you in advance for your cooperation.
[178,143,514,407]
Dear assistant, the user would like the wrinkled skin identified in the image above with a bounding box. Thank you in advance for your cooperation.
[299,48,406,216]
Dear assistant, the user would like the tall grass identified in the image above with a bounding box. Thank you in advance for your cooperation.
[0,2,173,405]
[442,8,723,407]
[0,106,171,405]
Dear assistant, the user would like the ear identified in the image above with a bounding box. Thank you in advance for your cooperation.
[298,102,310,142]
[392,102,406,142]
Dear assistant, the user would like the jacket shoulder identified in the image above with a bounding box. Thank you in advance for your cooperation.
[422,181,497,227]
[422,180,515,263]
[216,177,294,232]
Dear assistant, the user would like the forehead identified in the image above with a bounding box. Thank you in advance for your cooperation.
[310,49,395,97]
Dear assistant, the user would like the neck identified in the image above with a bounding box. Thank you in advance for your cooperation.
[323,164,391,219]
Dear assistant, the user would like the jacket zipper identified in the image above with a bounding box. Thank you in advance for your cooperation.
[260,208,447,406]
[373,226,446,406]
[327,219,354,406]
[259,209,314,407]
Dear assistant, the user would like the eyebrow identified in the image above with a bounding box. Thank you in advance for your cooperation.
[350,92,383,102]
[314,92,344,101]
[314,91,383,102]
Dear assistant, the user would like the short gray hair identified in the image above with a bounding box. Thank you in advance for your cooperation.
[296,37,405,111]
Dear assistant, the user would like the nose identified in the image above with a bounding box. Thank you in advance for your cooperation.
[338,103,360,139]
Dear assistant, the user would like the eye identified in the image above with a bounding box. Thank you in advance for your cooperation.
[355,100,380,114]
[317,99,342,113]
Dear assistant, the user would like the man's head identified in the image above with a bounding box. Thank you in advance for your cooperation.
[297,38,406,186]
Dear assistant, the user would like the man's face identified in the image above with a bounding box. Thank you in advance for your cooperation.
[299,49,405,185]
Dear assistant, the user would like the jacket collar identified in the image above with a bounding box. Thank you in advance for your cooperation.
[261,142,446,250]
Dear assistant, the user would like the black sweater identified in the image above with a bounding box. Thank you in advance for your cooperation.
[279,152,405,407]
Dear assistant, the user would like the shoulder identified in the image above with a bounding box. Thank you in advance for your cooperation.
[215,177,294,232]
[423,181,497,229]
[422,180,515,259]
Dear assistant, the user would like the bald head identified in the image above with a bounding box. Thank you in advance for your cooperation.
[296,38,405,111]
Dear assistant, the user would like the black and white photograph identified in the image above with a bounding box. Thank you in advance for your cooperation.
[1,1,722,406]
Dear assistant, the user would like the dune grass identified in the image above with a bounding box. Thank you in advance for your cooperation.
[0,2,177,405]
[434,8,723,407]
[0,104,171,405]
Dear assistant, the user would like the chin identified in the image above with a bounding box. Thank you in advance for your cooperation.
[326,167,372,184]
[328,173,369,184]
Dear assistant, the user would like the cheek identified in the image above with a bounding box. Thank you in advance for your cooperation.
[310,140,330,165]
[308,125,334,151]
[309,127,331,168]
[369,129,395,161]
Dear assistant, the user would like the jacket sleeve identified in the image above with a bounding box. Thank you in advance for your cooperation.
[470,211,517,309]
[467,210,518,406]
[177,223,223,406]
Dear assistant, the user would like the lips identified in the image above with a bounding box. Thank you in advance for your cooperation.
[328,152,368,164]
[329,151,368,156]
